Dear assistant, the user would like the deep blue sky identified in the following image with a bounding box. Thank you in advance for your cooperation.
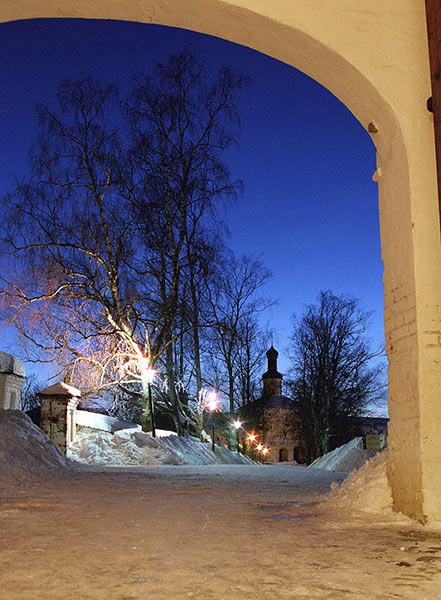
[0,18,382,379]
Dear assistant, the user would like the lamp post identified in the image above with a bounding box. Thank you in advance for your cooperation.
[142,365,157,438]
[206,390,219,453]
[233,419,242,454]
[256,443,263,463]
[247,432,257,460]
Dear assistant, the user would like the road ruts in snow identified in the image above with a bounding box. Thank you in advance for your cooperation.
[0,464,441,599]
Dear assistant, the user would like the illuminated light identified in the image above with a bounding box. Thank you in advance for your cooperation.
[257,443,263,452]
[206,390,219,412]
[248,433,256,443]
[143,368,156,384]
[262,448,269,455]
[233,419,242,430]
[139,356,149,373]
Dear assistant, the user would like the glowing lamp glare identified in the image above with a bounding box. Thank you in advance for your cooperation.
[142,367,156,384]
[206,391,219,412]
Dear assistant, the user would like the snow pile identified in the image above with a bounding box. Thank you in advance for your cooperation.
[0,409,70,486]
[327,450,393,514]
[68,429,183,466]
[68,428,252,466]
[310,437,377,472]
[158,434,251,465]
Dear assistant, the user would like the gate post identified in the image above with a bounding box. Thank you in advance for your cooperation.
[39,382,81,453]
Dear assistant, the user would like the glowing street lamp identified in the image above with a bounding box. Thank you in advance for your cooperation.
[246,432,257,460]
[141,361,157,438]
[206,390,219,452]
[206,390,219,412]
[233,419,242,454]
[256,443,263,452]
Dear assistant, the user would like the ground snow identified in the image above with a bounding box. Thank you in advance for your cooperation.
[69,429,183,465]
[68,428,251,466]
[2,410,441,598]
[0,408,405,517]
[328,450,393,514]
[0,409,69,487]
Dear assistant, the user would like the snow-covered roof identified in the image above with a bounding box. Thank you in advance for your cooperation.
[75,410,141,433]
[0,351,25,377]
[39,382,81,397]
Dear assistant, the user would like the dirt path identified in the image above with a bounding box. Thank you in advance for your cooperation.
[1,464,440,599]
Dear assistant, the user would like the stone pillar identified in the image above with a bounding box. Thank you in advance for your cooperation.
[38,382,81,453]
[0,351,25,410]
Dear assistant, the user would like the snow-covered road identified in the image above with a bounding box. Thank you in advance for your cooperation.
[1,463,441,599]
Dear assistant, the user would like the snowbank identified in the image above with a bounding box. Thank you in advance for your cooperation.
[69,429,183,466]
[68,428,252,467]
[0,409,70,487]
[309,437,377,472]
[327,450,393,514]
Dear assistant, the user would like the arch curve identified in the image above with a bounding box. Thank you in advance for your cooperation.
[1,0,441,523]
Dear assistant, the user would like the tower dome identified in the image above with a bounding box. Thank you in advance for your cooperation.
[262,345,282,397]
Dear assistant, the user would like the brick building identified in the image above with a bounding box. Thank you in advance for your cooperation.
[241,346,308,463]
[241,346,389,464]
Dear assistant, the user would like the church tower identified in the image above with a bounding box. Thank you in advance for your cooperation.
[262,345,282,398]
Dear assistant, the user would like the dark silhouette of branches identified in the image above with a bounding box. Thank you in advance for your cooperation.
[288,290,385,460]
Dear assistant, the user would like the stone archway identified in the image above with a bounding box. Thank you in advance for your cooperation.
[2,0,440,524]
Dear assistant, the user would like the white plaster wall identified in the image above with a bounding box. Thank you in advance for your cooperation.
[1,0,440,522]
[0,373,25,410]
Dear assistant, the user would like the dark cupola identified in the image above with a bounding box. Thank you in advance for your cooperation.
[262,345,283,398]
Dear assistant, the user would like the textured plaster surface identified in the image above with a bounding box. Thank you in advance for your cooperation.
[1,0,441,521]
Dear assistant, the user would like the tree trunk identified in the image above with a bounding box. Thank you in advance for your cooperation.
[228,364,235,415]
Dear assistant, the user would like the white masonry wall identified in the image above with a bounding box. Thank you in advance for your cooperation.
[0,373,25,410]
[0,351,25,410]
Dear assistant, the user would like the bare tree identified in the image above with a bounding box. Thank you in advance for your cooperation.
[0,79,161,429]
[206,253,274,414]
[288,290,385,460]
[235,316,272,407]
[1,53,249,433]
[125,51,248,407]
[20,373,44,412]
